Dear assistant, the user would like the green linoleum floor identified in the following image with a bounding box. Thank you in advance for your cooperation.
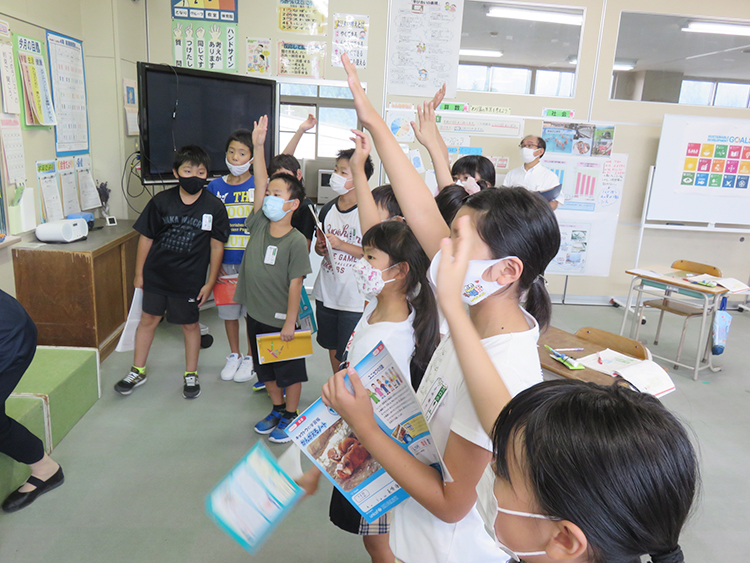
[1,303,749,561]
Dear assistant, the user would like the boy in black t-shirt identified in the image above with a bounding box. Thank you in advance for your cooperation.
[115,146,230,399]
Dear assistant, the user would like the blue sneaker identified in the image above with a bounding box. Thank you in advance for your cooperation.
[268,412,298,444]
[254,407,283,435]
[252,381,266,392]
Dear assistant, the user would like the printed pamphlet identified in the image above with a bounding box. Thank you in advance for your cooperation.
[286,341,449,523]
[206,441,304,554]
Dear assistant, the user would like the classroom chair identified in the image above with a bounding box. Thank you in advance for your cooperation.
[635,259,722,365]
[574,327,651,360]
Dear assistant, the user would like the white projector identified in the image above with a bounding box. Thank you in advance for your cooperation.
[35,218,89,243]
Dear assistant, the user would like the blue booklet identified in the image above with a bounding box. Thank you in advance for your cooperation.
[285,342,449,523]
[206,441,304,554]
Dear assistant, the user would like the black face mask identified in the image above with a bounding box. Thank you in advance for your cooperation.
[178,175,206,195]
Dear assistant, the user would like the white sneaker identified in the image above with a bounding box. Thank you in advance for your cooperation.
[233,355,256,382]
[220,353,242,381]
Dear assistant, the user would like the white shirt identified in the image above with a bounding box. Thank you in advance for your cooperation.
[345,298,416,378]
[389,308,543,563]
[503,162,564,205]
[311,202,364,313]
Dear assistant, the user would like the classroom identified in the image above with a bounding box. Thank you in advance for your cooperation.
[1,0,749,562]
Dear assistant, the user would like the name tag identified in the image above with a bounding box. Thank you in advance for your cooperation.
[275,312,287,320]
[264,245,278,265]
[201,214,213,231]
[423,377,448,423]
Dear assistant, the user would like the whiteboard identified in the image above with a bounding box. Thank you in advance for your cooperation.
[649,114,750,225]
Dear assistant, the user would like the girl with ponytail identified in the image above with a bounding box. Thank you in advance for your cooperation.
[298,132,439,563]
[321,55,562,563]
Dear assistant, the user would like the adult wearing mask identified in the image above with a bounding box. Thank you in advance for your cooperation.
[503,135,564,210]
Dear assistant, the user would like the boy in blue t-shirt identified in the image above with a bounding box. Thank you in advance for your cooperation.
[207,129,257,383]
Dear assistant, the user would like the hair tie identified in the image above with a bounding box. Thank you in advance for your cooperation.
[536,274,547,286]
[651,545,684,563]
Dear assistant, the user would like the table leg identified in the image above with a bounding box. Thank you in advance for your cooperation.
[620,277,637,336]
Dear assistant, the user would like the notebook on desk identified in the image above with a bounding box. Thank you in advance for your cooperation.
[578,349,675,398]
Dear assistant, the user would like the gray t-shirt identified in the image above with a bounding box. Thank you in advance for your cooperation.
[234,211,312,328]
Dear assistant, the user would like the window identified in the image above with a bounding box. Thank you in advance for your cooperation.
[457,64,571,96]
[278,81,359,161]
[535,70,575,97]
[714,82,750,109]
[679,79,750,108]
[457,65,489,91]
[279,104,316,160]
[679,80,714,106]
[489,67,531,94]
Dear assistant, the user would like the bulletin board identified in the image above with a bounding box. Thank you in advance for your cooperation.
[0,16,95,237]
[648,114,750,226]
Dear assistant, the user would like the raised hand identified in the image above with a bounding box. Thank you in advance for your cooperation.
[299,114,317,132]
[350,129,372,172]
[342,53,379,129]
[252,115,268,147]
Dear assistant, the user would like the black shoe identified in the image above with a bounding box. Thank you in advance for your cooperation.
[114,367,147,395]
[2,466,65,513]
[183,373,201,399]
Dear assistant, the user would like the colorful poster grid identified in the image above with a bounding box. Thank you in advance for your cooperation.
[681,142,750,189]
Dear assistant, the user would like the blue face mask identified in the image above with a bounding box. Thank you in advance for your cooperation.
[262,195,293,222]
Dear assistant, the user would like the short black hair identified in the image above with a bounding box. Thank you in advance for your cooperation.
[337,148,374,180]
[451,155,495,187]
[173,145,211,172]
[493,379,698,563]
[225,129,254,155]
[269,172,305,204]
[435,184,471,226]
[268,153,302,178]
[371,184,402,218]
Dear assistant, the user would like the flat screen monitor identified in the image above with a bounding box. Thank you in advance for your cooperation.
[137,62,276,184]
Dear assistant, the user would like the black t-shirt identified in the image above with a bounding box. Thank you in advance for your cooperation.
[134,187,230,298]
[291,197,315,242]
[0,289,37,374]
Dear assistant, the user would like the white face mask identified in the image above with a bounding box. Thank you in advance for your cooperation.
[225,156,252,177]
[520,147,539,164]
[455,176,481,195]
[329,172,351,195]
[429,249,517,306]
[495,505,551,561]
[352,257,399,300]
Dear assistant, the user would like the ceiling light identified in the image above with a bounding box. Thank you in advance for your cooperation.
[567,56,578,65]
[487,6,583,26]
[682,21,750,37]
[459,49,504,58]
[613,62,635,71]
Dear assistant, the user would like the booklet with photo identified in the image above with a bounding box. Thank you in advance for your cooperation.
[286,341,450,523]
[206,441,304,554]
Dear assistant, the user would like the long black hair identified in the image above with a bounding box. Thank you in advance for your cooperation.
[451,154,496,187]
[463,187,560,330]
[361,221,439,390]
[492,380,698,563]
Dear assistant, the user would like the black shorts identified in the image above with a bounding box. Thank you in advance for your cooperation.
[315,301,362,361]
[142,290,200,325]
[246,315,308,388]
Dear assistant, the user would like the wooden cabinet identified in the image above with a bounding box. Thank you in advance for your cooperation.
[12,222,138,360]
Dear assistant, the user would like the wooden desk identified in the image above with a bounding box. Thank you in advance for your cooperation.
[619,268,726,380]
[538,327,619,386]
[12,222,138,361]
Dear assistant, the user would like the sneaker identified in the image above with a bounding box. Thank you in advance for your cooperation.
[233,355,256,382]
[114,367,147,395]
[254,407,283,434]
[220,354,242,381]
[269,412,298,444]
[183,373,201,399]
[252,381,266,392]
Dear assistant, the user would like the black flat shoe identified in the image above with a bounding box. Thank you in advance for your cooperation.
[1,466,64,513]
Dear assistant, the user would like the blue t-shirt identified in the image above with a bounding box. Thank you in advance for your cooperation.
[207,175,255,264]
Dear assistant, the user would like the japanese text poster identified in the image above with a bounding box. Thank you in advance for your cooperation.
[278,0,328,35]
[332,14,368,68]
[278,41,325,78]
